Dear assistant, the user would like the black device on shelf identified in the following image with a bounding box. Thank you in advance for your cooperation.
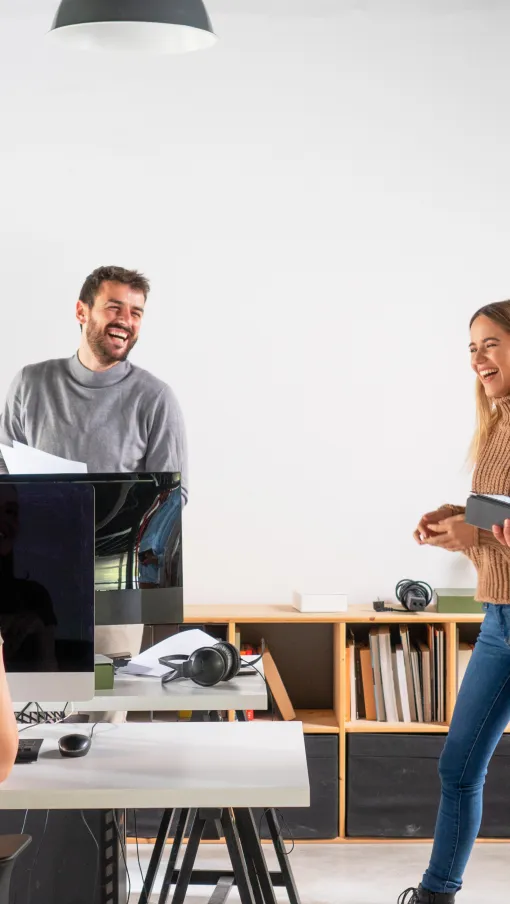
[373,579,434,613]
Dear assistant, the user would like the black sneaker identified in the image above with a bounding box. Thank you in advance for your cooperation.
[398,886,456,904]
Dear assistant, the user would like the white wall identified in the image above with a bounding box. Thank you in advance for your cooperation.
[2,1,510,606]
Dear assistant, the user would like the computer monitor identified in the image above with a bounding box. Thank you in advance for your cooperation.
[0,472,183,627]
[0,480,95,702]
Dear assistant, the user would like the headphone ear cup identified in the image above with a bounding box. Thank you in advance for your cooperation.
[189,647,228,687]
[214,642,241,681]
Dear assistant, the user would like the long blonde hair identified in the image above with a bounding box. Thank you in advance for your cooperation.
[468,301,510,466]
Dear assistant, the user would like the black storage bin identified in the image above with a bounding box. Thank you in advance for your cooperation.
[347,733,510,838]
[128,733,338,842]
[252,734,338,840]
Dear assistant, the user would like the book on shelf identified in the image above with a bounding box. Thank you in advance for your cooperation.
[348,625,446,724]
[457,640,474,692]
[261,650,296,721]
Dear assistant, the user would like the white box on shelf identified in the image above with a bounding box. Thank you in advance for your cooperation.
[292,592,348,613]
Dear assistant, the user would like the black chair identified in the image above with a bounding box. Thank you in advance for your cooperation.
[0,835,31,904]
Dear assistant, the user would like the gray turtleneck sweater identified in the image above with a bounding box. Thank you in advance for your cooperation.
[0,354,188,502]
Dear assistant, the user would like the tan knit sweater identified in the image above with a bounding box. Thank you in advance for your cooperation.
[444,396,510,605]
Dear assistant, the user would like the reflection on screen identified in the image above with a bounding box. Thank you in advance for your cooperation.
[0,483,95,673]
[93,475,182,592]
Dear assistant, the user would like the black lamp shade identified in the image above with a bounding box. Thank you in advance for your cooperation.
[50,0,217,53]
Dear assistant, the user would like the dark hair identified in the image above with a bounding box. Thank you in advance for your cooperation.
[79,266,150,308]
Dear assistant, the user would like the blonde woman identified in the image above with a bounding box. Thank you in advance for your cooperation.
[399,301,510,904]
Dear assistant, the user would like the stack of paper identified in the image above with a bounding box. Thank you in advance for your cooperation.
[119,628,222,678]
[0,441,87,474]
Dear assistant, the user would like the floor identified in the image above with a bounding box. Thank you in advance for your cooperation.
[128,841,508,902]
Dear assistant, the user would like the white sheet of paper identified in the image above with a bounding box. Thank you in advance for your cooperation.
[0,442,87,474]
[119,628,221,678]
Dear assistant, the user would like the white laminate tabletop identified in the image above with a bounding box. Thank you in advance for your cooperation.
[2,721,309,811]
[81,657,267,712]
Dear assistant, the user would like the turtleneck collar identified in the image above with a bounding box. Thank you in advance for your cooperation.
[494,395,510,421]
[67,353,132,388]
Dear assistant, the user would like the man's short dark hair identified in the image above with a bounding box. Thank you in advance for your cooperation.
[79,266,150,308]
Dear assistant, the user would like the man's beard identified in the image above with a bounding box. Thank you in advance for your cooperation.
[85,317,138,366]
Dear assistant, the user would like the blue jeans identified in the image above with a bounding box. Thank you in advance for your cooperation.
[422,603,510,894]
[138,489,181,585]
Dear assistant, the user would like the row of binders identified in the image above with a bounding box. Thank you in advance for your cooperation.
[347,625,446,723]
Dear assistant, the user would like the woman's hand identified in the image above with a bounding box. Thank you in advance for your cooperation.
[492,520,510,547]
[424,514,477,552]
[413,508,455,544]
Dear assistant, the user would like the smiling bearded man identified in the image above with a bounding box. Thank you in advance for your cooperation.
[0,264,188,721]
[0,264,188,492]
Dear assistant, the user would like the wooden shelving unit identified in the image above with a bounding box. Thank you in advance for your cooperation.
[168,603,495,845]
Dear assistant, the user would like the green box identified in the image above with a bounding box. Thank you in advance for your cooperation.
[435,588,484,614]
[94,654,114,690]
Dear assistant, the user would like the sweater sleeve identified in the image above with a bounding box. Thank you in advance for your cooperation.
[440,503,466,517]
[0,369,26,474]
[145,384,188,505]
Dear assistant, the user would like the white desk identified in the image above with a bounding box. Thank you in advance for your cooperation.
[2,722,309,811]
[83,660,267,712]
[14,658,267,714]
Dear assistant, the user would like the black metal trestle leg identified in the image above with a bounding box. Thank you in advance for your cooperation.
[170,809,208,904]
[234,809,278,904]
[219,809,256,904]
[263,809,301,904]
[138,809,174,904]
[158,809,188,904]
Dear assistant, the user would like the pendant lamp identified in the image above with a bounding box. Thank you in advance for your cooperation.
[48,0,217,53]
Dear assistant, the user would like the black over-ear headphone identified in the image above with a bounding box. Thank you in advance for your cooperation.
[159,640,265,688]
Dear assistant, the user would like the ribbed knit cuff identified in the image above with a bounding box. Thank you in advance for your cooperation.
[440,503,467,517]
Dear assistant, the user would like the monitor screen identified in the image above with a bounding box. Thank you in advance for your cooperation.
[0,472,183,626]
[0,481,95,700]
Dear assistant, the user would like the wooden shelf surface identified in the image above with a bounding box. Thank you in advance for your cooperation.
[294,709,339,733]
[346,721,449,733]
[249,709,338,733]
[183,604,484,624]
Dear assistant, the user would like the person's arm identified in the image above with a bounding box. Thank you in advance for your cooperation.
[0,369,27,474]
[0,640,18,783]
[145,385,189,505]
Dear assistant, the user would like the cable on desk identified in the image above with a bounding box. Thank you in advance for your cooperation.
[112,809,132,904]
[258,809,295,855]
[132,809,150,901]
[26,809,49,904]
[16,702,70,728]
[80,811,100,904]
[18,703,72,734]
